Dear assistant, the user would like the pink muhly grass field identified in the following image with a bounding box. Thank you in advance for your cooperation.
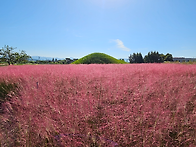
[0,64,196,146]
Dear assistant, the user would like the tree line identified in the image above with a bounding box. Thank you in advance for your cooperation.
[129,51,173,63]
[0,45,31,65]
[33,58,78,64]
[1,45,174,65]
[0,45,78,65]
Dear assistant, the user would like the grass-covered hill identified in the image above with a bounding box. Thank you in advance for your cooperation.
[71,52,127,64]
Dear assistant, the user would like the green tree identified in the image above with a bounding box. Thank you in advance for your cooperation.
[144,51,164,63]
[164,53,173,61]
[14,50,31,64]
[129,52,144,63]
[0,45,16,65]
[0,45,31,65]
[137,53,144,63]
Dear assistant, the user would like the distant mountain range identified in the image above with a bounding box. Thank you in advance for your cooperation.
[31,56,129,62]
[31,56,65,61]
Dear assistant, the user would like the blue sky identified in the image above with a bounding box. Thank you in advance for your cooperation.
[0,0,196,59]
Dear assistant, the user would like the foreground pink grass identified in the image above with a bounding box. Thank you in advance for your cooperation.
[0,64,196,146]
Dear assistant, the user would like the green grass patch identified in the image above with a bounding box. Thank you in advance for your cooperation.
[0,63,8,66]
[71,52,127,64]
[0,81,17,105]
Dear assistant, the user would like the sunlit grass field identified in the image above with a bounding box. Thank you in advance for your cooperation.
[0,64,196,146]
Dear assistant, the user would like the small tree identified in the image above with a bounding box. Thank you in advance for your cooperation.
[137,53,144,63]
[129,52,144,63]
[0,45,16,65]
[0,45,31,65]
[144,51,164,63]
[164,53,173,61]
[14,50,31,64]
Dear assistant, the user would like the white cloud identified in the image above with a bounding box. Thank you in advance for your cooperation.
[113,39,130,52]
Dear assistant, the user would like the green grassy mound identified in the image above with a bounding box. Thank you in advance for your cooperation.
[71,53,127,64]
